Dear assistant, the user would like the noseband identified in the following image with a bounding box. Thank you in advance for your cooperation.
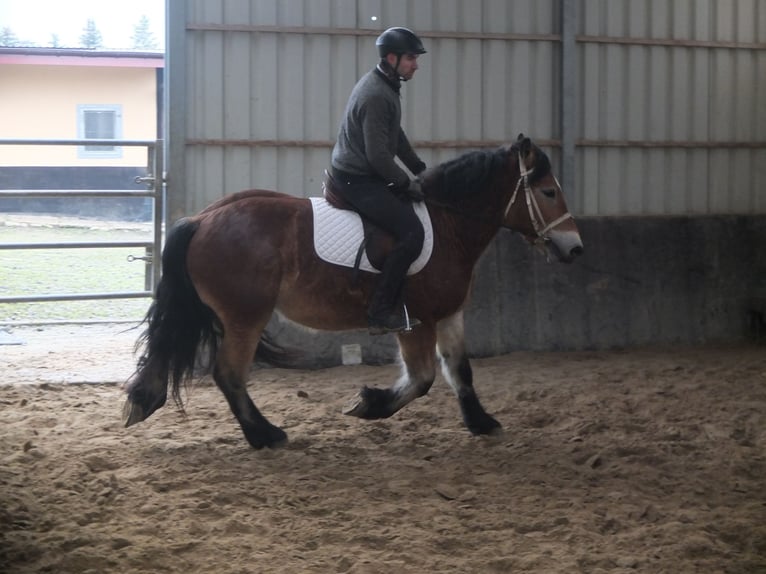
[502,152,573,243]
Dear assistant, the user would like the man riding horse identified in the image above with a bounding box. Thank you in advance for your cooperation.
[329,27,428,335]
[123,29,583,450]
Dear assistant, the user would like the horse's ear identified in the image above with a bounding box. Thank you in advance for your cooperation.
[517,135,532,158]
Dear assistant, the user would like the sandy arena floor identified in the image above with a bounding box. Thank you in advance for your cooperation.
[1,324,765,573]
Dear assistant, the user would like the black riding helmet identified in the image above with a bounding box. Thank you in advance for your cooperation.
[375,27,427,58]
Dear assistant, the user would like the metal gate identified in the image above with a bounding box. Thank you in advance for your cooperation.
[0,138,163,320]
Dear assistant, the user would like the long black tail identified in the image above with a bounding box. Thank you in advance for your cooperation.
[127,218,299,422]
[134,218,218,408]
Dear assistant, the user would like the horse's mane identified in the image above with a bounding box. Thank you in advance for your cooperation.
[422,148,507,200]
[422,141,552,200]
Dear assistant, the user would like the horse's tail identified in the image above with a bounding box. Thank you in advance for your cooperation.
[124,218,218,426]
[149,218,219,405]
[124,218,299,426]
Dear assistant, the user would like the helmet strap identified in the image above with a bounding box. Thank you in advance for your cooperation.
[381,55,407,82]
[392,54,407,81]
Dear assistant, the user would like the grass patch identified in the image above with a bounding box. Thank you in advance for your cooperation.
[0,218,154,323]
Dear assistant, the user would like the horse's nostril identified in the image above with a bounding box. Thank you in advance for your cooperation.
[570,245,584,257]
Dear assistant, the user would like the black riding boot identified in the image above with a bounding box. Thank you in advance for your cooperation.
[367,254,420,335]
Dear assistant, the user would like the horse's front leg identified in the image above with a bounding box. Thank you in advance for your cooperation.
[437,310,501,435]
[344,326,437,420]
[214,328,287,449]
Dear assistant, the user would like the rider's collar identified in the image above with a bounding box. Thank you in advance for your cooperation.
[376,61,402,93]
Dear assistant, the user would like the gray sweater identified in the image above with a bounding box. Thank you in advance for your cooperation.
[331,67,425,189]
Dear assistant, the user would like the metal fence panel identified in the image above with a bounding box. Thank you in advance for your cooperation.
[0,139,163,307]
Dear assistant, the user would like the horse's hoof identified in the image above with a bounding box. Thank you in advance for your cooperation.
[122,399,145,427]
[266,425,289,449]
[268,434,288,449]
[122,393,167,427]
[245,425,288,450]
[342,392,366,417]
[343,387,396,420]
[467,416,503,436]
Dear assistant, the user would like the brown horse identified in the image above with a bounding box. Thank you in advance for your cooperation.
[123,135,583,449]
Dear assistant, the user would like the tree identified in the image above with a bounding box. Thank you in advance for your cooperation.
[0,27,20,47]
[50,33,60,48]
[80,19,102,49]
[131,15,158,50]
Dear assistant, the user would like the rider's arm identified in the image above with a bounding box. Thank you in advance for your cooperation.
[396,130,426,176]
[361,97,411,189]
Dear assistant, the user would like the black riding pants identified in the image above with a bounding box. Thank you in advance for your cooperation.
[331,167,424,263]
[331,167,424,305]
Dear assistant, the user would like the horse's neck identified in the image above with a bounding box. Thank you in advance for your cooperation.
[432,200,502,264]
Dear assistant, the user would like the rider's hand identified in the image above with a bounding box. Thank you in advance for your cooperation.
[404,178,424,202]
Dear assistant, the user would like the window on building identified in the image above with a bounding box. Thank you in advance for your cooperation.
[77,104,123,158]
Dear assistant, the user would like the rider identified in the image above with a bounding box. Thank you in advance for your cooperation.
[330,27,428,335]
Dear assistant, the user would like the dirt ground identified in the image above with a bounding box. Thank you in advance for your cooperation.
[0,324,765,574]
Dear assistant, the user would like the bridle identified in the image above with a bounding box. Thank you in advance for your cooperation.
[422,150,574,242]
[502,152,574,244]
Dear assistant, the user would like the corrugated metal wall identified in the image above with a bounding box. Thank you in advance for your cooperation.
[577,0,766,215]
[165,0,563,221]
[166,0,765,223]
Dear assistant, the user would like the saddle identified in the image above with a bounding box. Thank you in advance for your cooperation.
[322,170,394,272]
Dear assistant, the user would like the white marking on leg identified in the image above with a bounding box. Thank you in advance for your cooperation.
[391,363,433,411]
[436,310,468,395]
[389,330,437,413]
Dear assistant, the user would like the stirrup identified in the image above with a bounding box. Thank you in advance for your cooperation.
[402,304,418,332]
[368,304,421,335]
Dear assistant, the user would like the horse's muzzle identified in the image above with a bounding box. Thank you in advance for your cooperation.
[548,230,584,263]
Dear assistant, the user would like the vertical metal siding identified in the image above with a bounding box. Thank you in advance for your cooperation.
[168,0,563,218]
[576,0,766,215]
[167,0,765,221]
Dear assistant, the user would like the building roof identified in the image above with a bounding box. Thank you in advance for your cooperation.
[0,47,164,68]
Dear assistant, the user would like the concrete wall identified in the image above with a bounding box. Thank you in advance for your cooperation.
[466,216,766,354]
[266,215,766,367]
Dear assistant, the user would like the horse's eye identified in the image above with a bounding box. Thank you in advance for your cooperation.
[541,188,556,199]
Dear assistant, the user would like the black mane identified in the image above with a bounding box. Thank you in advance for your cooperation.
[424,142,552,200]
[424,147,508,200]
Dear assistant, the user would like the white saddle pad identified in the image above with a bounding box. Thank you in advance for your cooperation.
[309,197,433,275]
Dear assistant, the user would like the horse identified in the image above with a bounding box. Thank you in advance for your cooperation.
[123,134,583,449]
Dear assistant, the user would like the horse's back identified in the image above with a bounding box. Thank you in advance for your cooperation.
[186,189,314,297]
[197,189,305,216]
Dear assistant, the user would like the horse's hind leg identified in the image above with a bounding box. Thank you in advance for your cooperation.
[214,326,287,449]
[344,326,437,419]
[437,310,501,435]
[123,358,168,426]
